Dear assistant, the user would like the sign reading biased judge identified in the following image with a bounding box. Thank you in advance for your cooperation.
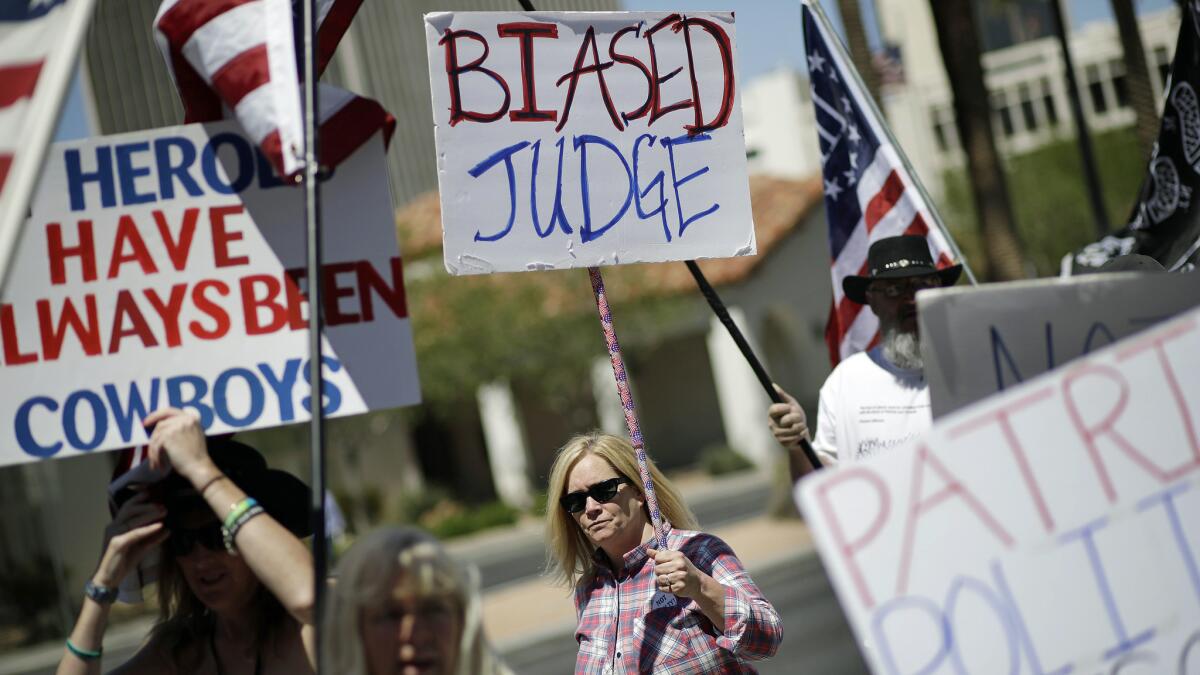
[423,11,756,275]
[799,304,1200,674]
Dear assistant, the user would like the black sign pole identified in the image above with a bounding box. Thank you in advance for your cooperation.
[300,1,327,672]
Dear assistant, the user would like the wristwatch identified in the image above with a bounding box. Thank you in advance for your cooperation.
[84,579,119,605]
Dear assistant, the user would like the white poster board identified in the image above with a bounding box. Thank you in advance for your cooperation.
[424,11,756,275]
[919,272,1200,418]
[0,122,420,466]
[798,304,1200,674]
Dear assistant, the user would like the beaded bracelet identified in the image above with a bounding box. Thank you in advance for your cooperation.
[66,638,102,661]
[221,504,265,555]
[222,497,258,531]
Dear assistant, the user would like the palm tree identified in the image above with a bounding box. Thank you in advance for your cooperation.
[836,0,882,107]
[1110,0,1161,159]
[928,1,1025,280]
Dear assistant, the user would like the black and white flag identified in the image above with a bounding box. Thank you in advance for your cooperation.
[1068,1,1200,273]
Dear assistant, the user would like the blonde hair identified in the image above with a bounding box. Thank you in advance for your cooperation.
[321,527,512,675]
[545,432,698,588]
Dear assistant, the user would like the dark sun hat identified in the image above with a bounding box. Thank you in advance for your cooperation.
[116,436,312,539]
[842,235,963,304]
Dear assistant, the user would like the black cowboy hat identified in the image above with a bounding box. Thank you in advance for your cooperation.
[842,235,963,304]
[119,436,312,539]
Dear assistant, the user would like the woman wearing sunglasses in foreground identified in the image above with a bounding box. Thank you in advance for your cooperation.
[57,408,315,675]
[546,432,783,673]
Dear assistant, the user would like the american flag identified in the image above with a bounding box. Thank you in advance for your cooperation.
[154,0,393,179]
[0,0,96,286]
[802,2,958,365]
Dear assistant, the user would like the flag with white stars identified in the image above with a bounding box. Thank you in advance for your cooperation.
[802,1,958,365]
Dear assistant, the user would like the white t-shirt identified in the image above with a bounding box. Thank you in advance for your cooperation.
[810,345,931,466]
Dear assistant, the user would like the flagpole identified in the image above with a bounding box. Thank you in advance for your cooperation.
[0,0,98,296]
[1048,0,1110,239]
[301,0,328,670]
[804,0,979,286]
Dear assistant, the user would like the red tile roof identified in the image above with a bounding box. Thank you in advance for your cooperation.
[396,174,823,309]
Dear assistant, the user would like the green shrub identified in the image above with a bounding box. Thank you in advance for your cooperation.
[395,486,452,524]
[529,489,549,517]
[940,128,1147,277]
[424,501,520,540]
[699,443,754,476]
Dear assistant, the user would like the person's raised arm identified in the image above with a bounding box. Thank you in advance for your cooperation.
[143,409,315,627]
[56,492,169,675]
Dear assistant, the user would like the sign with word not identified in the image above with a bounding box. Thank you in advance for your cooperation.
[799,305,1200,674]
[0,122,420,466]
[424,11,756,275]
[919,272,1200,418]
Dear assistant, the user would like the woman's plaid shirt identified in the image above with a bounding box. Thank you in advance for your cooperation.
[573,528,783,673]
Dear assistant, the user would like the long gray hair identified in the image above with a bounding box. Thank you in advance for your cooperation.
[320,526,511,675]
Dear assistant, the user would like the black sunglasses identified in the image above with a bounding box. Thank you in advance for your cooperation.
[560,477,633,514]
[166,524,224,557]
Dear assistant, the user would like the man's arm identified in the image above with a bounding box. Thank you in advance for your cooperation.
[768,385,818,482]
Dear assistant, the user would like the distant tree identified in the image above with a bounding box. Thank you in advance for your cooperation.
[929,1,1026,280]
[1110,0,1161,159]
[836,0,881,107]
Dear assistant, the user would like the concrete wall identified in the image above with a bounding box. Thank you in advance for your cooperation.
[718,206,836,418]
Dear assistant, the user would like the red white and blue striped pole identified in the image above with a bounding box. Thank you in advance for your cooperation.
[587,266,670,549]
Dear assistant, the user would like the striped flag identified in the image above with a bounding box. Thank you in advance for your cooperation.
[153,0,393,179]
[0,0,96,289]
[802,2,958,365]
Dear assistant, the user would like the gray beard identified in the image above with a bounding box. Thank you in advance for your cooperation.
[882,327,923,371]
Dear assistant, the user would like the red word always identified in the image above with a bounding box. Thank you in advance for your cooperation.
[0,258,407,366]
[439,15,734,136]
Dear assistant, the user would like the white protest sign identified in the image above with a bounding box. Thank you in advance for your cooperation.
[424,11,755,275]
[799,304,1200,674]
[919,272,1200,418]
[0,122,420,466]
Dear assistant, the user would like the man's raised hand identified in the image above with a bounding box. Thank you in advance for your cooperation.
[767,384,809,449]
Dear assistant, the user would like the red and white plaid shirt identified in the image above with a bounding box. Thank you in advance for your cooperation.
[573,527,783,674]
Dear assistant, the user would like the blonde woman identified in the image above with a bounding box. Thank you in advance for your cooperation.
[546,432,783,673]
[321,526,511,675]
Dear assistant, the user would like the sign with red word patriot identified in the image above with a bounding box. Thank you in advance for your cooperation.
[798,305,1200,674]
[424,11,755,275]
[0,123,420,465]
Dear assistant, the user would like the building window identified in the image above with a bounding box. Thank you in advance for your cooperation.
[1087,64,1108,114]
[994,91,1015,137]
[1042,77,1059,126]
[1018,83,1037,131]
[931,113,948,152]
[1110,58,1129,108]
[1155,45,1171,90]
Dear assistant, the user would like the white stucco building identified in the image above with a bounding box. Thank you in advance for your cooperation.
[743,4,1181,202]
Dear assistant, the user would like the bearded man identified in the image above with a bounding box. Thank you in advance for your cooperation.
[768,235,962,474]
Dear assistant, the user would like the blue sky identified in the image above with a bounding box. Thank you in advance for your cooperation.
[53,0,1179,142]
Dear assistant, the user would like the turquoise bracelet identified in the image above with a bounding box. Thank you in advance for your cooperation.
[66,638,102,661]
[222,504,265,555]
[222,497,258,531]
